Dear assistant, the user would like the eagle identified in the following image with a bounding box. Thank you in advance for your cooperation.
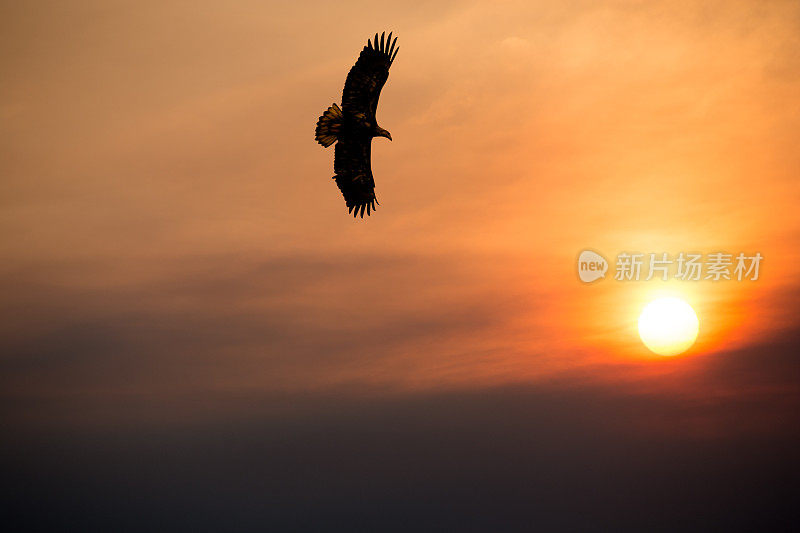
[315,32,398,218]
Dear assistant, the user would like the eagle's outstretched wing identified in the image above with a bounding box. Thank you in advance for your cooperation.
[334,138,377,218]
[341,31,398,118]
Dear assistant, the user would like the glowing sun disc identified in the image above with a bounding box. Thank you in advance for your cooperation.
[638,297,699,356]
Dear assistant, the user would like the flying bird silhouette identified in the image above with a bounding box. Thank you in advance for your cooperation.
[315,32,398,218]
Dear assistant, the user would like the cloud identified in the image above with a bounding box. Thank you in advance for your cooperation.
[3,327,799,531]
[0,252,550,404]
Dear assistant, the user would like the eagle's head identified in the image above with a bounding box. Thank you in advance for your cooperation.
[374,126,392,141]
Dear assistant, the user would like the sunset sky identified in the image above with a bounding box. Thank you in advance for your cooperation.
[3,1,800,530]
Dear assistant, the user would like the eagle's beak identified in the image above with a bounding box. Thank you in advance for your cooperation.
[379,129,392,141]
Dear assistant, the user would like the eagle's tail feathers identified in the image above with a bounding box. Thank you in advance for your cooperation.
[315,103,342,147]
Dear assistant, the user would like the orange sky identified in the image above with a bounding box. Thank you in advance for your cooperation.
[2,0,800,407]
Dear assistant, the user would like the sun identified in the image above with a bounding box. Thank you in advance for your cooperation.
[637,297,699,356]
